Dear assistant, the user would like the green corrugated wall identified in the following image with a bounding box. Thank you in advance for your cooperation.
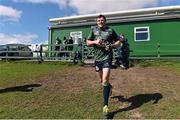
[49,18,180,58]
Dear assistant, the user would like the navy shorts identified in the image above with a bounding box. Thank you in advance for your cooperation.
[95,59,112,72]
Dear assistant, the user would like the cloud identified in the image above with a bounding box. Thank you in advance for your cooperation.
[12,0,68,9]
[68,0,159,14]
[0,33,38,45]
[0,5,22,22]
[12,0,180,15]
[13,0,159,14]
[69,0,180,14]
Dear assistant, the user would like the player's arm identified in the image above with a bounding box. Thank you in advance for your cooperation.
[111,40,121,49]
[110,31,124,49]
[86,39,102,46]
[86,26,102,46]
[86,27,103,46]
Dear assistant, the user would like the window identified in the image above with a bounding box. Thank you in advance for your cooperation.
[134,26,150,41]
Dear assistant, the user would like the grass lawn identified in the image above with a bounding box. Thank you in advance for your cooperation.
[0,60,180,119]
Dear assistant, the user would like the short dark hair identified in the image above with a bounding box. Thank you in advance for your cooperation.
[97,14,106,21]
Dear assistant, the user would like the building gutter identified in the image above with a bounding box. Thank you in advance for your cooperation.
[49,5,180,25]
[49,14,180,29]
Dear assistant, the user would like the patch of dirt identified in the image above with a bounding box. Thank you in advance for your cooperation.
[37,66,99,93]
[37,65,180,118]
[128,111,144,119]
[37,65,180,100]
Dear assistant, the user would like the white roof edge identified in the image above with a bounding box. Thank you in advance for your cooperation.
[49,5,180,23]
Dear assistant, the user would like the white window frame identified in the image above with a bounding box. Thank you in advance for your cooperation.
[134,26,150,42]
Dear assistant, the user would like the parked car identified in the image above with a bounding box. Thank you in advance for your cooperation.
[0,44,33,59]
[0,45,7,56]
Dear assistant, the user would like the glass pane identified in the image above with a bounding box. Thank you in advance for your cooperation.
[136,33,148,40]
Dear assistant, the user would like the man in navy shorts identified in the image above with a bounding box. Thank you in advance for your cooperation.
[87,14,122,115]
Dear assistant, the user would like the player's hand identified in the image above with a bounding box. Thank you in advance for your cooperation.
[95,39,103,45]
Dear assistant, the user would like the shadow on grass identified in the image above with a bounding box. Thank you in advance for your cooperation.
[107,93,163,119]
[0,84,42,93]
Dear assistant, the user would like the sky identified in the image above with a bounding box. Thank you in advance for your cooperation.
[0,0,180,45]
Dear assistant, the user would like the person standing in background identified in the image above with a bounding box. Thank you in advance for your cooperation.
[115,34,129,69]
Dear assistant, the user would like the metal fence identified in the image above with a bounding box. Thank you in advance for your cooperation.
[0,43,180,62]
[40,44,94,63]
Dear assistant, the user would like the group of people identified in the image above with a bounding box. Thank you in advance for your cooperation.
[55,36,74,53]
[55,36,82,63]
[87,14,129,116]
